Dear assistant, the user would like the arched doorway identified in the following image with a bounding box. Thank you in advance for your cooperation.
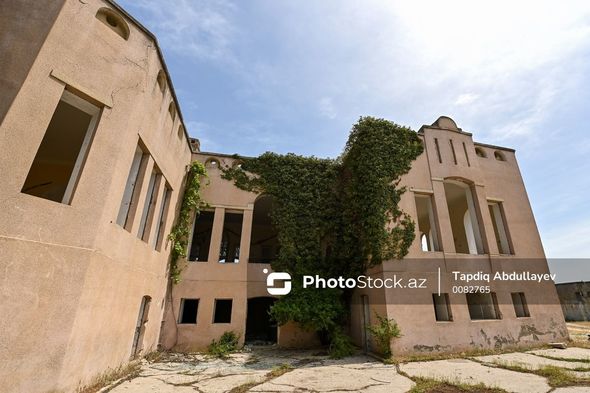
[246,297,277,344]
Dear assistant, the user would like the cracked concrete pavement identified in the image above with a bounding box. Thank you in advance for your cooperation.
[105,346,590,393]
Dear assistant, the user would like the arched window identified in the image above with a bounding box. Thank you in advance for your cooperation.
[96,8,130,40]
[494,151,506,161]
[205,158,220,169]
[420,233,429,252]
[156,70,166,93]
[168,102,176,121]
[475,147,487,158]
[177,125,184,140]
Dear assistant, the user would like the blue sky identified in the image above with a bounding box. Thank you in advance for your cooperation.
[118,0,590,281]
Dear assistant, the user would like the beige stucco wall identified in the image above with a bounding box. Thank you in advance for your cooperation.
[0,1,192,392]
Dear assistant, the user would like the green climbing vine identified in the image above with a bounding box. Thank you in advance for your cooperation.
[168,161,207,284]
[222,116,423,357]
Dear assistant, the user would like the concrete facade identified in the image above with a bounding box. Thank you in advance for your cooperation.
[556,282,590,321]
[0,1,568,392]
[0,1,192,392]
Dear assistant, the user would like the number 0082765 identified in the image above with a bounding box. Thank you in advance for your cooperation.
[452,286,491,294]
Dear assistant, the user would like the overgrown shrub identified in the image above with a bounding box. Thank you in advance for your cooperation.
[207,331,240,358]
[222,117,423,356]
[367,313,401,358]
[328,327,356,359]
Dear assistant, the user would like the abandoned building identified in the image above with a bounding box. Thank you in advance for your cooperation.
[0,1,569,392]
[556,282,590,321]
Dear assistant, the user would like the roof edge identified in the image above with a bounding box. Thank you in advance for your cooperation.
[106,0,192,152]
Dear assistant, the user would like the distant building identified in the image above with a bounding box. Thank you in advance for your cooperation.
[0,1,569,392]
[556,282,590,321]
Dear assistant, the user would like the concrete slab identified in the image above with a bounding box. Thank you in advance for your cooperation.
[553,388,590,393]
[476,353,590,370]
[400,359,551,393]
[528,348,590,361]
[250,363,414,392]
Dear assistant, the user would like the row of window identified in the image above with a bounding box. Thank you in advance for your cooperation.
[415,180,513,255]
[178,298,233,324]
[116,142,172,250]
[189,195,280,264]
[433,291,530,322]
[432,137,506,165]
[21,86,176,250]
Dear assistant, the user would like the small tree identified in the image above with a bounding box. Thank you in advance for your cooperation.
[366,313,401,358]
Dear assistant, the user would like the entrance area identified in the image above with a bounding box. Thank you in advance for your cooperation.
[131,295,151,358]
[246,297,277,344]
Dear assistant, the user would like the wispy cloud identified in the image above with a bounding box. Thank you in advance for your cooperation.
[121,0,237,63]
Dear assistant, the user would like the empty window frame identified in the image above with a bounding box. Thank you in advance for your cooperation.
[444,180,484,255]
[433,293,453,321]
[488,202,512,255]
[475,147,487,158]
[178,299,199,324]
[466,292,501,320]
[249,196,279,263]
[213,299,232,323]
[188,211,215,261]
[21,90,101,204]
[96,7,130,40]
[152,184,172,250]
[117,145,148,228]
[219,211,243,263]
[415,194,441,252]
[137,169,162,241]
[511,292,530,318]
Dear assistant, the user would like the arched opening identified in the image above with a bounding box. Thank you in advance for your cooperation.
[205,158,220,169]
[494,151,506,161]
[168,102,176,121]
[475,147,487,158]
[249,195,279,263]
[443,180,484,254]
[420,233,429,251]
[156,70,166,92]
[246,297,277,344]
[96,8,130,40]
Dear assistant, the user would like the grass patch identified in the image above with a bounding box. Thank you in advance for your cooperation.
[77,362,141,393]
[532,353,590,364]
[486,363,590,387]
[393,343,547,364]
[570,341,590,350]
[266,363,294,378]
[408,377,507,393]
[229,363,294,393]
[229,381,260,393]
